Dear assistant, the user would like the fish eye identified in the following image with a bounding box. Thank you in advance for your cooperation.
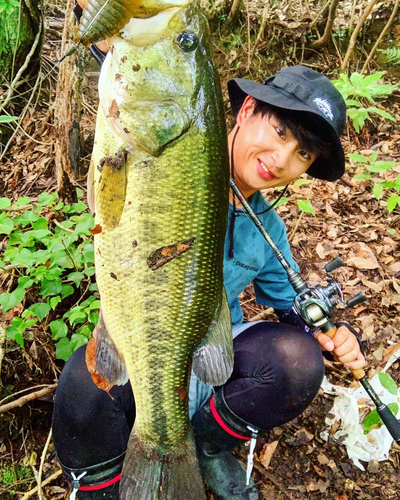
[176,31,198,52]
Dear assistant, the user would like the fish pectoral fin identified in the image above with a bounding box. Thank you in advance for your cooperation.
[120,427,206,500]
[91,310,129,386]
[192,289,234,386]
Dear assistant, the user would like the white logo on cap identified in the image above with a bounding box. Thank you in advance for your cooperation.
[313,98,334,121]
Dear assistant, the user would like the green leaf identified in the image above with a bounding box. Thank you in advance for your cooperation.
[39,277,63,298]
[368,162,397,173]
[372,183,384,200]
[32,217,48,230]
[85,299,101,311]
[363,409,381,434]
[293,178,313,186]
[353,173,372,181]
[0,216,14,234]
[17,276,34,290]
[367,107,396,122]
[37,192,58,207]
[387,194,400,213]
[388,403,399,416]
[14,211,39,226]
[297,200,315,215]
[15,197,31,207]
[71,333,89,351]
[50,319,68,340]
[0,198,11,209]
[76,324,94,338]
[68,272,85,287]
[89,311,99,325]
[0,288,25,313]
[76,187,84,199]
[378,372,398,395]
[27,303,51,321]
[84,266,96,277]
[55,338,74,361]
[348,153,367,163]
[61,284,75,299]
[369,151,378,164]
[0,115,20,124]
[49,295,62,310]
[67,308,87,327]
[89,283,98,292]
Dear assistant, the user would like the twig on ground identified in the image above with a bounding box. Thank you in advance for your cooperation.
[249,307,274,322]
[53,219,75,233]
[311,0,340,49]
[0,324,6,375]
[0,383,57,414]
[19,469,62,500]
[37,428,53,500]
[341,0,379,72]
[361,0,400,74]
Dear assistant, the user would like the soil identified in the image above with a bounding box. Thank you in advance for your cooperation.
[1,1,400,499]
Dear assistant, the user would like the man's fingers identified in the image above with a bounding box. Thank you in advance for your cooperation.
[314,332,334,351]
[343,352,366,370]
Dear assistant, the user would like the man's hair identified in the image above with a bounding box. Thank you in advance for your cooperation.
[250,98,334,162]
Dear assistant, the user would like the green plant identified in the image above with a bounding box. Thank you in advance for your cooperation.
[0,190,99,361]
[348,152,400,213]
[378,47,400,67]
[332,72,397,132]
[0,115,20,124]
[0,0,19,15]
[363,372,399,434]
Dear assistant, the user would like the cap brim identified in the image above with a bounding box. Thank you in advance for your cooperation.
[228,79,345,182]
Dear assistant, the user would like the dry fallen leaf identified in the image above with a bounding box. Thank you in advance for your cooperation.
[348,256,380,270]
[306,479,330,493]
[258,440,279,469]
[316,243,326,259]
[361,278,383,292]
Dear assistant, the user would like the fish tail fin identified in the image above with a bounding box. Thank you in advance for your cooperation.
[120,428,206,500]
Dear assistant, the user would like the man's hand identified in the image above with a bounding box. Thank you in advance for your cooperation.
[315,325,366,370]
[76,0,110,53]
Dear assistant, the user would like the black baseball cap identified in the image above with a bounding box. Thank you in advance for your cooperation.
[228,66,347,181]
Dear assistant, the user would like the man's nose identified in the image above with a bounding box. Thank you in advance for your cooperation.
[271,144,295,169]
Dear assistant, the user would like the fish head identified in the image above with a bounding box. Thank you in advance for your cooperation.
[99,2,212,156]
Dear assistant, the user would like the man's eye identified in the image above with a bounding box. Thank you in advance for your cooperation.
[275,127,285,139]
[300,150,312,160]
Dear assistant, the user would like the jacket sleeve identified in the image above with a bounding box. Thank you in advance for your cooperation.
[252,214,298,311]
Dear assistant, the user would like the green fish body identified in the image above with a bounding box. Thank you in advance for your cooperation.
[88,2,233,498]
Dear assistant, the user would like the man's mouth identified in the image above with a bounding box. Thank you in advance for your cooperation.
[257,159,277,180]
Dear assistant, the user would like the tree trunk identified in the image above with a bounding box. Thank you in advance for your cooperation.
[54,0,87,203]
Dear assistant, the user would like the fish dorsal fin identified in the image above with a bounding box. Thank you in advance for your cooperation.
[92,310,129,386]
[192,289,233,386]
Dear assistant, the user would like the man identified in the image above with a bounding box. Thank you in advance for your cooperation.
[53,65,365,500]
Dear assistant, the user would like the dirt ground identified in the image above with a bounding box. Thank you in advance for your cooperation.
[1,1,400,499]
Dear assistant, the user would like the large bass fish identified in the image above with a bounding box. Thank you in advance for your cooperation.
[87,1,233,498]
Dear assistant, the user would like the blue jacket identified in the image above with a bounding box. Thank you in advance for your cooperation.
[223,191,299,326]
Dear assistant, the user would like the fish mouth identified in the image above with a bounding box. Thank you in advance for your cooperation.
[121,4,190,45]
[257,158,277,181]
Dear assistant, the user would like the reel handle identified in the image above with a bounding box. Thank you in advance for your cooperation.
[324,325,366,380]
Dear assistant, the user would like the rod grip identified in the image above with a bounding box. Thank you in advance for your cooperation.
[323,326,365,380]
[377,405,400,444]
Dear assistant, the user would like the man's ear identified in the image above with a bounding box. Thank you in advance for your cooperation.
[236,95,255,127]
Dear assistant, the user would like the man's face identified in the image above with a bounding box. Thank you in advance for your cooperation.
[230,96,316,197]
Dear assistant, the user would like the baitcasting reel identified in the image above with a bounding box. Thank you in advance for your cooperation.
[292,257,367,331]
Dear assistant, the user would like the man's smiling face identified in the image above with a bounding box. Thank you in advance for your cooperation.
[229,96,317,198]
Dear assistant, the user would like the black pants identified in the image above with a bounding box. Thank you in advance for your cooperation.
[52,322,324,468]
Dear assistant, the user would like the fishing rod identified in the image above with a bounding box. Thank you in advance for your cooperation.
[230,177,400,445]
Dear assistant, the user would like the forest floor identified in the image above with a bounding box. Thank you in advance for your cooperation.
[1,1,400,499]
